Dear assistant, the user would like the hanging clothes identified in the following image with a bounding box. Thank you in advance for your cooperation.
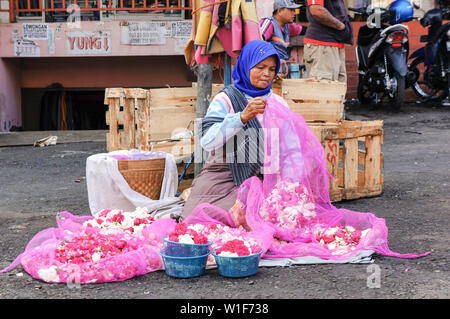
[185,0,262,67]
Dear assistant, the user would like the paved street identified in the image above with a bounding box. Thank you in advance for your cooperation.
[0,102,448,301]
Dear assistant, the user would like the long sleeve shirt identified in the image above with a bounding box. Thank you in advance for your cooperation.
[260,19,304,41]
[201,90,305,181]
[201,90,272,152]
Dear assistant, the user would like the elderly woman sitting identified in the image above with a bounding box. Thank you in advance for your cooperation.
[182,40,292,220]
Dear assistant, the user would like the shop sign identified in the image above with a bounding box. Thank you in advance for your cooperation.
[66,31,111,55]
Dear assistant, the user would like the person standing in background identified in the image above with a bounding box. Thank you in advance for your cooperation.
[303,0,353,82]
[260,0,307,77]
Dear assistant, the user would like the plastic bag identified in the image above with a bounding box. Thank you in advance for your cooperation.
[1,211,176,284]
[186,95,431,261]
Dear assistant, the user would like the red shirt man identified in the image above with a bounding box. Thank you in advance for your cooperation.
[303,0,353,82]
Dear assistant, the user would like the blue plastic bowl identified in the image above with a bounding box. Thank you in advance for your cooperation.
[160,248,210,278]
[162,236,211,257]
[212,249,263,278]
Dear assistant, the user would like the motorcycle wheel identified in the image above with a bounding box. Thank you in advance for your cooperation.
[410,57,448,100]
[392,74,405,112]
[357,75,375,105]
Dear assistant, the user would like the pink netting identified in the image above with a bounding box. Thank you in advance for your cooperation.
[1,211,176,283]
[185,96,431,261]
[0,97,431,283]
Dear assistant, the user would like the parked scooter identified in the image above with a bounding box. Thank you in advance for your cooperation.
[350,0,414,111]
[407,2,450,106]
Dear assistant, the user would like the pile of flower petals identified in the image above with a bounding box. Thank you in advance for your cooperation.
[216,239,261,257]
[315,224,371,255]
[168,223,209,244]
[192,223,258,252]
[19,209,172,284]
[260,180,316,231]
[177,223,262,264]
[84,207,155,236]
[55,232,136,265]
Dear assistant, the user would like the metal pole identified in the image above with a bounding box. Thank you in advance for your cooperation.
[9,0,15,22]
[223,53,232,87]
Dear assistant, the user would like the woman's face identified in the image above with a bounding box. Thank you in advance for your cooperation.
[249,56,277,89]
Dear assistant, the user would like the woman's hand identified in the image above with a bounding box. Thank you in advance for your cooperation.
[240,97,267,124]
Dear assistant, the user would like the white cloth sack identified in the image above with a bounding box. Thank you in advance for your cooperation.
[204,250,374,271]
[259,250,374,265]
[86,150,184,218]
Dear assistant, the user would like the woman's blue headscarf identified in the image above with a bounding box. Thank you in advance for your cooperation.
[232,40,280,98]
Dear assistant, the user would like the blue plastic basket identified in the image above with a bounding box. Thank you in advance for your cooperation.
[162,236,211,257]
[212,249,263,278]
[160,248,210,278]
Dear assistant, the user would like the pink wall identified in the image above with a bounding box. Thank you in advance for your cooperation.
[0,20,195,131]
[0,21,189,58]
[19,56,194,88]
[0,58,21,131]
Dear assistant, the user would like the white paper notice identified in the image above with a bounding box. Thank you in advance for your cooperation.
[173,21,192,38]
[22,23,48,40]
[175,37,190,54]
[121,22,167,45]
[14,40,40,57]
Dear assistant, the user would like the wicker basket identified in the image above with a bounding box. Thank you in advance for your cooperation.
[117,158,166,200]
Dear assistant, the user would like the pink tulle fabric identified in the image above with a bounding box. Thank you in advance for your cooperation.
[184,95,431,261]
[0,211,176,283]
[0,96,431,283]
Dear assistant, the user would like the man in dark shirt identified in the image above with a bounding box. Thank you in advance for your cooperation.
[303,0,353,82]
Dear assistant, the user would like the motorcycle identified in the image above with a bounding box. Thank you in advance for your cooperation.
[349,0,414,111]
[407,2,450,106]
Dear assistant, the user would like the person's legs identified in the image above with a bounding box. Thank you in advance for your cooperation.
[304,44,346,82]
[337,47,347,83]
[304,43,323,79]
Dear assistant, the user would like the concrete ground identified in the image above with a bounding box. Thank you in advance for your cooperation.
[0,102,448,303]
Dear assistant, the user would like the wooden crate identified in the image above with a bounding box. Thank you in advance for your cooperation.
[105,88,152,152]
[277,78,347,122]
[105,87,197,151]
[307,120,384,202]
[195,78,346,123]
[148,87,197,141]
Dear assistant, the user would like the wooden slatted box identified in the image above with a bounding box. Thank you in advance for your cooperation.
[204,78,346,123]
[273,78,347,122]
[105,88,152,152]
[105,87,197,151]
[308,120,384,202]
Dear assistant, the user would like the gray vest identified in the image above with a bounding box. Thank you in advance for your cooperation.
[305,0,353,45]
[263,16,291,61]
